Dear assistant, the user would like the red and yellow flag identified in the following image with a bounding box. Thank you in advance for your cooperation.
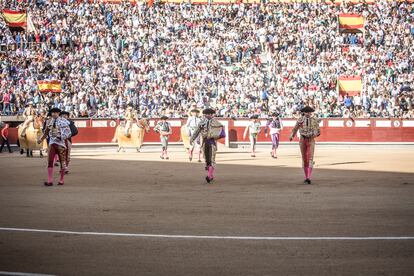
[1,9,27,28]
[339,13,364,33]
[37,80,62,93]
[338,76,362,96]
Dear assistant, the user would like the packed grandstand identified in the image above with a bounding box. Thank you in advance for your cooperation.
[0,0,413,119]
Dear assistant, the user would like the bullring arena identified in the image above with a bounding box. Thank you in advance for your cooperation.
[0,122,414,275]
[1,0,414,274]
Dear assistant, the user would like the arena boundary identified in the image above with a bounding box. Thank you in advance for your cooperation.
[6,141,414,148]
[0,272,55,276]
[0,227,413,241]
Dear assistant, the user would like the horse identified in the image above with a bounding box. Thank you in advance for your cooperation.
[17,116,48,157]
[112,118,150,152]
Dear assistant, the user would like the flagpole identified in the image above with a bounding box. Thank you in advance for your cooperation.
[362,13,366,98]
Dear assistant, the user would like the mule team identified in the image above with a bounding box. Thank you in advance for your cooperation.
[13,105,320,185]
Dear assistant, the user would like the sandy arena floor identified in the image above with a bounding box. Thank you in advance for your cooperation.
[0,144,413,276]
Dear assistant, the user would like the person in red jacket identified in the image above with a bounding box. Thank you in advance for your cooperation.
[0,123,12,153]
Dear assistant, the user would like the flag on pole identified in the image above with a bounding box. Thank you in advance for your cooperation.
[1,9,27,28]
[338,14,364,33]
[338,76,362,96]
[37,80,62,93]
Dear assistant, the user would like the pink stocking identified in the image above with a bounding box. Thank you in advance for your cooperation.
[47,167,53,183]
[208,166,215,179]
[59,169,65,184]
[307,167,312,179]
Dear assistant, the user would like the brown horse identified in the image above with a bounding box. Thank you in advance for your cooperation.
[18,116,47,157]
[112,118,150,152]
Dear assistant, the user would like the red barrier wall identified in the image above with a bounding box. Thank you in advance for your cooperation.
[6,118,414,144]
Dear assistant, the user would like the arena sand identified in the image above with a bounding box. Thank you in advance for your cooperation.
[0,144,413,276]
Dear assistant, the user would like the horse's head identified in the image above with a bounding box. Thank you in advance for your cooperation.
[33,116,45,129]
[138,118,150,132]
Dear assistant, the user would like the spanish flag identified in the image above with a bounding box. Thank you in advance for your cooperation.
[37,80,62,93]
[338,76,362,96]
[1,9,27,28]
[338,14,364,33]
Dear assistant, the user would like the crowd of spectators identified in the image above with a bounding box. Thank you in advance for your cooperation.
[0,0,413,119]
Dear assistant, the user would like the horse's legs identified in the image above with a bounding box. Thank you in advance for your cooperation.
[30,150,33,157]
[40,150,43,158]
[26,149,29,157]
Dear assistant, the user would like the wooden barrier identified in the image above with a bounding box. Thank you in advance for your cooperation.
[5,118,414,145]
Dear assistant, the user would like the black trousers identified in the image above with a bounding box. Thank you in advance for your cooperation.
[0,138,12,153]
[204,141,217,167]
[204,142,212,166]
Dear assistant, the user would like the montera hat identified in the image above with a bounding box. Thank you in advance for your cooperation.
[300,106,315,113]
[202,108,216,115]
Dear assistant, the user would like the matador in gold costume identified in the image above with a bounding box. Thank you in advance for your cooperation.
[289,106,320,184]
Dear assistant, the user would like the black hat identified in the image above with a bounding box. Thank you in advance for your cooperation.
[203,108,215,115]
[250,115,259,119]
[160,115,168,120]
[49,107,61,114]
[190,109,200,113]
[300,106,315,113]
[271,112,279,117]
[60,111,70,116]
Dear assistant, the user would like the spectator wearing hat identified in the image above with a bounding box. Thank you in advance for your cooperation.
[186,109,202,162]
[190,108,225,183]
[289,106,321,185]
[265,112,283,159]
[154,115,172,160]
[243,115,261,157]
[37,108,72,186]
[0,123,12,153]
